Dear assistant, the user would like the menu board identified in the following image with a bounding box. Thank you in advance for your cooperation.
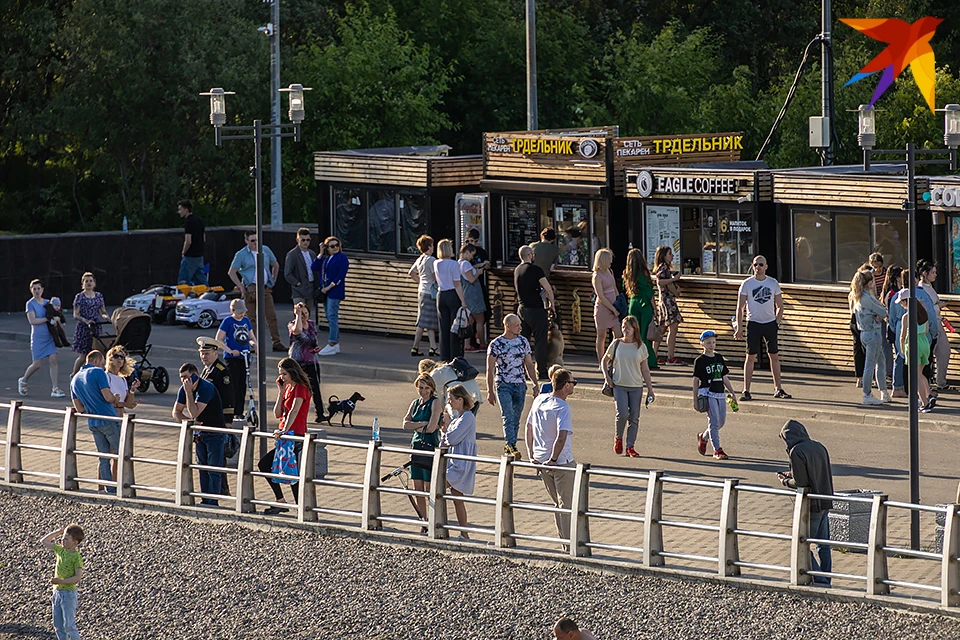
[645,205,681,265]
[506,198,540,259]
[951,218,960,294]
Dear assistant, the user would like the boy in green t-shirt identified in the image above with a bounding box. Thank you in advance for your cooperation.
[41,523,85,640]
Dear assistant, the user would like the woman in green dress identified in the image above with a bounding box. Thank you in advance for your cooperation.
[897,289,935,412]
[623,248,658,370]
[402,373,445,530]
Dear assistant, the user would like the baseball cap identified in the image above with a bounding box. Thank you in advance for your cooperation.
[231,298,247,313]
[895,288,911,303]
[699,330,717,341]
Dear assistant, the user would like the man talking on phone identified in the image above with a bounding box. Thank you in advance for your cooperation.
[173,362,226,506]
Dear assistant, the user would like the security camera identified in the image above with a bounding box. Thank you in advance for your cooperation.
[737,194,754,204]
[257,23,274,37]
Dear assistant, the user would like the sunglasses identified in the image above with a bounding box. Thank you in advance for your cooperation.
[327,243,340,248]
[569,379,578,387]
[752,263,766,267]
[112,353,126,359]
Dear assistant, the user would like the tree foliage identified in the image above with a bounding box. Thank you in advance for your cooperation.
[2,0,959,233]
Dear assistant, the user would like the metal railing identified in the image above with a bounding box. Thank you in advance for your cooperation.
[2,399,959,610]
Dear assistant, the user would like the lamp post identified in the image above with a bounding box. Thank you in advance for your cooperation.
[859,104,959,549]
[200,84,311,435]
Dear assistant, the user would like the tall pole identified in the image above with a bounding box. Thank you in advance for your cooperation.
[525,0,538,130]
[906,142,920,549]
[821,0,835,166]
[269,0,283,228]
[253,121,269,437]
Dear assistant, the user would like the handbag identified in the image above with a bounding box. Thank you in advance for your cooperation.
[695,394,709,413]
[314,258,329,304]
[613,293,628,320]
[600,339,620,397]
[224,432,241,460]
[271,433,299,484]
[450,356,479,381]
[647,320,662,343]
[452,307,472,339]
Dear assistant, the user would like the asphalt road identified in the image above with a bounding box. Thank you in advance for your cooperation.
[2,321,959,506]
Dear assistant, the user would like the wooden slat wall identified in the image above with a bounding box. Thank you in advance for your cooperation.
[324,259,960,381]
[483,133,608,184]
[313,153,429,188]
[619,168,758,200]
[771,172,931,210]
[428,155,483,188]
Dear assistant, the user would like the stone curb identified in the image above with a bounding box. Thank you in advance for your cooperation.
[4,483,957,620]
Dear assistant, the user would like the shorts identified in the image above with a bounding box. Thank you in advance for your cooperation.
[747,320,779,355]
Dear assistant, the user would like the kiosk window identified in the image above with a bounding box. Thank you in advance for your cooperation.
[334,188,365,251]
[837,215,871,282]
[505,196,599,267]
[554,200,590,267]
[504,197,540,262]
[368,190,397,253]
[718,209,754,275]
[398,194,427,255]
[794,212,833,282]
[793,209,898,283]
[873,217,908,270]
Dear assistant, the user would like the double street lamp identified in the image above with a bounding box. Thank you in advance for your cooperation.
[857,103,959,549]
[200,84,311,433]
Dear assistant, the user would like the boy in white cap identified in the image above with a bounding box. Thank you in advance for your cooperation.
[693,330,738,460]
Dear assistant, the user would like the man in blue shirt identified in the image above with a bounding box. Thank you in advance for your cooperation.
[173,362,226,505]
[69,351,120,493]
[227,230,285,352]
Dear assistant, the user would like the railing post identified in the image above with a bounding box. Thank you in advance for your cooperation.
[175,420,195,507]
[866,494,889,596]
[4,400,23,483]
[790,487,812,586]
[494,455,515,548]
[235,426,256,514]
[428,447,448,540]
[116,413,136,499]
[570,463,591,558]
[941,504,960,608]
[297,434,317,523]
[59,408,79,491]
[718,478,740,576]
[643,470,664,567]
[361,439,382,531]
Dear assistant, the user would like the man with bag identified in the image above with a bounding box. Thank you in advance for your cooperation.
[173,362,226,506]
[486,314,538,461]
[197,336,236,496]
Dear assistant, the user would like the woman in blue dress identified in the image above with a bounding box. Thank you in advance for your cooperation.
[18,279,65,398]
[441,384,477,541]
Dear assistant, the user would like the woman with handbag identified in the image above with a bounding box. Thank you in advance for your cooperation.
[653,246,685,366]
[259,358,312,515]
[458,243,489,352]
[433,239,468,362]
[623,248,659,370]
[441,384,478,540]
[288,302,325,423]
[408,234,440,357]
[601,316,655,458]
[592,248,623,365]
[402,374,446,531]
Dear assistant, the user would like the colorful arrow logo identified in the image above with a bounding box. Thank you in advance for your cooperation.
[841,17,943,112]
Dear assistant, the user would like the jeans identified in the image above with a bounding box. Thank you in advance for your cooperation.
[178,255,207,285]
[704,395,726,450]
[809,510,833,585]
[612,385,642,447]
[893,353,904,390]
[860,329,887,397]
[89,423,120,493]
[496,382,526,447]
[195,432,226,504]
[52,588,80,640]
[324,297,342,343]
[518,305,549,380]
[300,361,324,419]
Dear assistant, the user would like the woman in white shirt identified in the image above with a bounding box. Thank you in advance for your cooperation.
[105,345,139,416]
[408,234,440,357]
[433,239,468,362]
[441,384,477,541]
[601,316,655,458]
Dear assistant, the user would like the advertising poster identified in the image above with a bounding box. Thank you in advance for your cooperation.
[645,205,681,265]
[951,218,960,294]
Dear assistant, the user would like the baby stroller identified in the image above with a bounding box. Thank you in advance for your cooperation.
[91,307,170,393]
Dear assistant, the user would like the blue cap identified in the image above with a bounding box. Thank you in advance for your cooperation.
[699,330,717,341]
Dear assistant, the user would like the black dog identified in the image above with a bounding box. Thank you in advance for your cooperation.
[324,392,365,427]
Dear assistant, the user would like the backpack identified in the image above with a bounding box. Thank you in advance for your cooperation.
[449,356,479,381]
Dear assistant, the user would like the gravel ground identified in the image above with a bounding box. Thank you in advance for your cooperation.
[2,491,960,640]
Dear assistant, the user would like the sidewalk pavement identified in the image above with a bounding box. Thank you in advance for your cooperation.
[1,312,957,431]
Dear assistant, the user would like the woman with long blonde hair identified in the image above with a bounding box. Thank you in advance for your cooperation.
[652,246,684,365]
[592,248,622,364]
[104,345,139,416]
[623,248,658,369]
[849,269,889,405]
[433,239,468,361]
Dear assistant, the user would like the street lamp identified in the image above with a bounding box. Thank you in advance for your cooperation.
[858,104,959,549]
[199,84,311,456]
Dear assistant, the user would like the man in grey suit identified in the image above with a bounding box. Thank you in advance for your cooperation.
[284,227,318,313]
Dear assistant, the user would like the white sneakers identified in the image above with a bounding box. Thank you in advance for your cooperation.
[18,378,27,396]
[51,388,66,398]
[879,391,891,403]
[318,343,340,356]
[862,395,883,405]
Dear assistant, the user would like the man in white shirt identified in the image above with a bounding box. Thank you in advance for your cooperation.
[734,255,791,401]
[525,367,577,542]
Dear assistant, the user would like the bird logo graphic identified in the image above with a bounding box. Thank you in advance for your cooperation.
[840,17,943,112]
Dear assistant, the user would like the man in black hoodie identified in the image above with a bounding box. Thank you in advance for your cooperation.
[778,419,835,585]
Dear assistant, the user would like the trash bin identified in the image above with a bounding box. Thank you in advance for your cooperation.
[308,428,328,479]
[828,489,883,550]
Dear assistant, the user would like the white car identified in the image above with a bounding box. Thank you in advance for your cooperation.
[122,285,182,320]
[175,291,241,329]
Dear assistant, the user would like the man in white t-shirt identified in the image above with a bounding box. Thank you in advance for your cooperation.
[525,367,577,544]
[734,255,791,401]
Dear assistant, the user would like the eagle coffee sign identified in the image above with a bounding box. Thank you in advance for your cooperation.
[635,170,742,198]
